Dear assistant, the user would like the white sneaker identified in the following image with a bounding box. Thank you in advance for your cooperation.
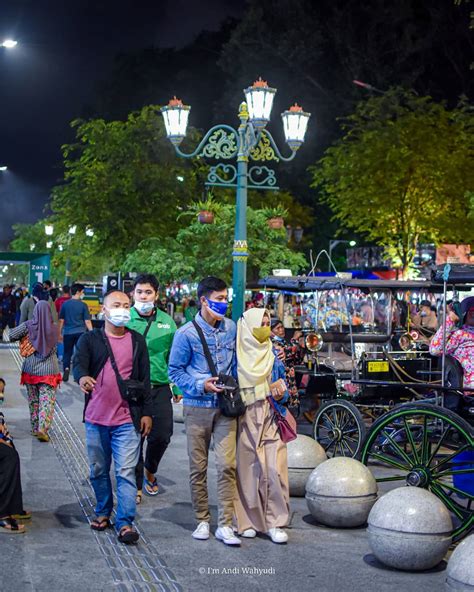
[233,527,257,538]
[267,528,288,544]
[215,526,241,546]
[192,521,210,540]
[241,528,257,538]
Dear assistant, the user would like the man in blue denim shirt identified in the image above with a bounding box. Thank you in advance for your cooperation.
[168,276,240,546]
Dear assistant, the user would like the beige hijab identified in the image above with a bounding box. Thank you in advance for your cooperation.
[237,308,275,403]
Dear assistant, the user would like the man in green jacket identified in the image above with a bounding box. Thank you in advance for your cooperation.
[127,273,179,500]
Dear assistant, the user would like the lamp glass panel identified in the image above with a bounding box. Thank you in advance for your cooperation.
[283,112,309,142]
[163,107,189,137]
[246,88,275,121]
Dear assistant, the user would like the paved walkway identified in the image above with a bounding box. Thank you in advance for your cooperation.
[0,343,449,592]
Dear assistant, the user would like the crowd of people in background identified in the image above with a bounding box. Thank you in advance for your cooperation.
[0,275,299,544]
[0,276,472,545]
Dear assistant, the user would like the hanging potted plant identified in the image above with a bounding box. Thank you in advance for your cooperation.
[195,191,217,224]
[263,206,287,229]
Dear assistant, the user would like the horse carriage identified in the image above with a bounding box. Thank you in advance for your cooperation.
[259,264,474,540]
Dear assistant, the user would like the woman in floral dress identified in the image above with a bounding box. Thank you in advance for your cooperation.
[271,319,304,413]
[430,296,474,405]
[10,301,61,442]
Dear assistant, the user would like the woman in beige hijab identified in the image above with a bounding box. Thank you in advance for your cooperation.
[234,308,290,544]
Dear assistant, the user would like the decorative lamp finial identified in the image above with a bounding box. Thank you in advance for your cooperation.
[168,96,184,107]
[253,77,269,88]
[289,103,304,112]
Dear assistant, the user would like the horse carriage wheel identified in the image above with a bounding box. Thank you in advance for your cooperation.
[360,402,474,541]
[313,399,366,459]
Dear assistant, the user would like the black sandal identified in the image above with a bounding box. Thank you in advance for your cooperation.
[0,517,25,534]
[118,525,139,544]
[90,517,111,531]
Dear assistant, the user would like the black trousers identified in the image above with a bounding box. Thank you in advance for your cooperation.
[1,314,16,331]
[63,333,83,370]
[0,443,23,517]
[135,385,173,490]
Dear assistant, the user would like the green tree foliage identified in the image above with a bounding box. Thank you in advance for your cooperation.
[311,90,473,275]
[49,106,205,266]
[123,202,308,284]
[10,220,110,282]
[10,221,51,254]
[11,106,308,284]
[216,0,473,254]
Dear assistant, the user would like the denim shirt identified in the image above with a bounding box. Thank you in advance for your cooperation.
[270,354,289,415]
[168,313,237,408]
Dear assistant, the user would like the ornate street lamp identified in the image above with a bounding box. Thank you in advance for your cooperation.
[161,97,191,146]
[244,78,276,131]
[161,79,310,320]
[281,104,311,151]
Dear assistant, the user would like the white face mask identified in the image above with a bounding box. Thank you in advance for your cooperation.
[106,307,131,327]
[134,300,155,315]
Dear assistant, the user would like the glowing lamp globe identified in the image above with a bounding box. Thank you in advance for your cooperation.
[281,104,310,151]
[244,78,277,131]
[161,97,191,146]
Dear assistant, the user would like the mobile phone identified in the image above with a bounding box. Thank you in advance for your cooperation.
[215,384,235,391]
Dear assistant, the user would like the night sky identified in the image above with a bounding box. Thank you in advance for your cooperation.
[0,0,243,245]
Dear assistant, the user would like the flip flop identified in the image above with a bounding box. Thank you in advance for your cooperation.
[12,510,32,520]
[0,517,25,534]
[118,525,139,544]
[144,477,159,496]
[90,517,112,531]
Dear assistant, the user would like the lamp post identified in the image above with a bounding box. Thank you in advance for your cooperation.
[161,79,310,320]
[328,239,356,271]
[64,225,77,285]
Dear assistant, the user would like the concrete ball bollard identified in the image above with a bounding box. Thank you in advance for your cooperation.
[305,457,378,527]
[287,435,327,497]
[173,400,184,423]
[368,487,452,571]
[446,534,474,591]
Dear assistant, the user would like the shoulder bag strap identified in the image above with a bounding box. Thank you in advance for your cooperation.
[143,312,156,339]
[101,329,127,385]
[192,320,218,376]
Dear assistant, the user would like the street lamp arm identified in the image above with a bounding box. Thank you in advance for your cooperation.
[263,129,297,162]
[173,124,239,160]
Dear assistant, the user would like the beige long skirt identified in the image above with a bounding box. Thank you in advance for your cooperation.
[234,398,290,533]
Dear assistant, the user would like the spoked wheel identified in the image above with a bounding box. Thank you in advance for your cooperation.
[313,399,366,458]
[360,403,474,541]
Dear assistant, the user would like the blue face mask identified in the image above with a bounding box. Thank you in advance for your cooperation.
[272,335,284,342]
[206,298,228,319]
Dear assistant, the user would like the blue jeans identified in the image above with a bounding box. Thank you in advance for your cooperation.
[85,422,141,532]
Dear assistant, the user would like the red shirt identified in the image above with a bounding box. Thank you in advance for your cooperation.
[55,295,71,314]
[85,332,133,426]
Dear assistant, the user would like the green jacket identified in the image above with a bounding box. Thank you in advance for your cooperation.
[127,307,177,386]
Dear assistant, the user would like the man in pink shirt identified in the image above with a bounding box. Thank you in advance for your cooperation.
[74,290,152,544]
